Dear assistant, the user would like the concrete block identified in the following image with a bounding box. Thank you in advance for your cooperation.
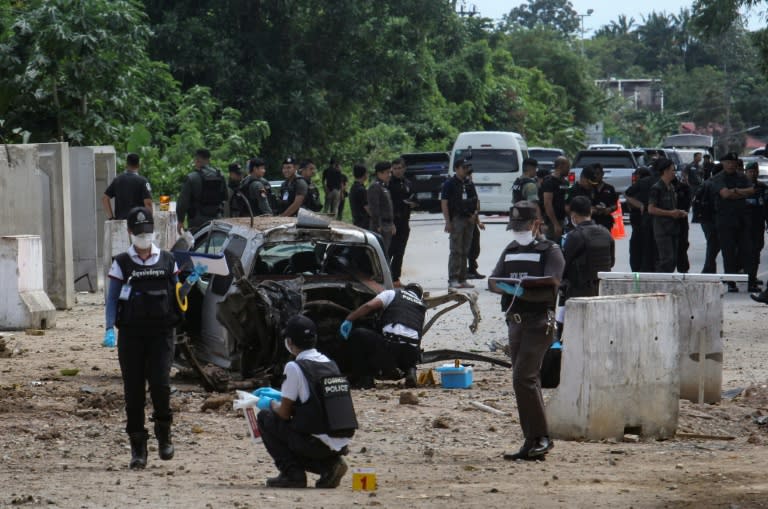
[546,293,679,441]
[600,278,723,404]
[103,220,131,298]
[0,235,56,330]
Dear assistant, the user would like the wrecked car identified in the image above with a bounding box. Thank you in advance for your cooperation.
[175,210,504,391]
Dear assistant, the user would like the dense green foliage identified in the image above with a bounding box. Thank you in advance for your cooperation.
[1,0,767,196]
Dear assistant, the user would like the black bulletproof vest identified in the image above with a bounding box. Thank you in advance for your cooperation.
[380,290,427,341]
[115,250,180,329]
[298,176,322,212]
[279,178,297,214]
[292,359,358,438]
[499,239,557,313]
[567,223,613,297]
[198,167,226,215]
[512,176,537,204]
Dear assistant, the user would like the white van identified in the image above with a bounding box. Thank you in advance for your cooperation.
[448,131,528,214]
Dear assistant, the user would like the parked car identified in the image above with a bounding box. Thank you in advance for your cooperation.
[173,210,494,391]
[528,147,565,174]
[401,152,450,212]
[569,149,639,201]
[587,143,625,150]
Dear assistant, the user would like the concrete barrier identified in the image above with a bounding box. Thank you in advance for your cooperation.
[102,220,131,298]
[599,273,728,404]
[546,293,679,441]
[0,236,56,330]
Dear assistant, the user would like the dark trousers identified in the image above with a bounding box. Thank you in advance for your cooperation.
[508,313,551,439]
[345,327,419,379]
[336,193,346,220]
[748,215,765,283]
[257,410,341,475]
[700,221,720,273]
[654,230,678,273]
[630,214,656,272]
[718,218,754,284]
[676,219,690,273]
[448,216,473,282]
[117,328,174,434]
[389,219,411,281]
[468,223,480,272]
[628,218,643,272]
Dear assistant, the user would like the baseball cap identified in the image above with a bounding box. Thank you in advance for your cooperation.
[127,206,154,234]
[720,152,739,161]
[282,315,317,349]
[454,157,471,168]
[507,201,539,230]
[745,161,758,171]
[283,156,296,165]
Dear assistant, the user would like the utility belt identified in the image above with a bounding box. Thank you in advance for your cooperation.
[383,332,420,347]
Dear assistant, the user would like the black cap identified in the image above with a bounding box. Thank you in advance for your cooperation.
[745,161,759,171]
[127,206,154,234]
[283,156,296,165]
[228,163,243,175]
[720,152,739,161]
[282,315,317,349]
[507,201,539,230]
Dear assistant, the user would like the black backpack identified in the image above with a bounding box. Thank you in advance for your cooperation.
[198,167,227,215]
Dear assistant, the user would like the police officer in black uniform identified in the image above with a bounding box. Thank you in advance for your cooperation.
[239,157,275,216]
[388,157,415,284]
[648,158,688,272]
[176,148,227,232]
[349,164,370,229]
[745,162,767,293]
[624,167,656,271]
[256,315,356,489]
[489,201,564,461]
[674,172,693,273]
[562,196,614,299]
[441,158,479,288]
[102,153,153,220]
[297,159,323,212]
[279,156,307,217]
[540,156,571,243]
[226,162,245,217]
[339,283,427,388]
[710,153,755,292]
[103,207,181,469]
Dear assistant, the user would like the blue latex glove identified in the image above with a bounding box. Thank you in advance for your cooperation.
[252,387,282,401]
[102,328,116,348]
[551,341,562,350]
[497,282,524,297]
[256,396,274,411]
[186,264,208,285]
[339,320,353,339]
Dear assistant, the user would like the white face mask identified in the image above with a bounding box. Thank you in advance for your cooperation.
[131,233,154,250]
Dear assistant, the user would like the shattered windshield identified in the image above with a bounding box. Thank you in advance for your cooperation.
[251,241,381,282]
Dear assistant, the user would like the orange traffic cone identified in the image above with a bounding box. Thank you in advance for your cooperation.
[611,200,626,240]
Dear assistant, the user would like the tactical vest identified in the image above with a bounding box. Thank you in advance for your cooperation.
[566,223,613,298]
[197,167,226,217]
[380,290,427,342]
[512,176,537,204]
[498,239,558,313]
[292,359,358,438]
[298,176,322,212]
[114,251,180,330]
[279,178,297,215]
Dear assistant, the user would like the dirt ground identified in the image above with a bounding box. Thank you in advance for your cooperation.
[1,290,767,509]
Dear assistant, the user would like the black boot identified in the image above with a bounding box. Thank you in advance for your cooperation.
[154,421,174,460]
[750,289,768,304]
[128,431,148,469]
[404,367,418,388]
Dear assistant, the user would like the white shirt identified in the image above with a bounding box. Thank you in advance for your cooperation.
[108,244,179,281]
[376,289,420,340]
[281,349,351,451]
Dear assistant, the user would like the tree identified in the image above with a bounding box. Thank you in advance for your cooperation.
[502,0,580,36]
[0,0,174,144]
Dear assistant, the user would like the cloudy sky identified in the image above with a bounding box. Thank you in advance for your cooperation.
[467,0,764,34]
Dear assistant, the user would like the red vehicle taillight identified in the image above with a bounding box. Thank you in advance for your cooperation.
[568,172,575,184]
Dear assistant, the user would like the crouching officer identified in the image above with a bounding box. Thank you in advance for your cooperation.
[256,315,357,488]
[562,195,615,299]
[103,207,182,469]
[488,201,564,461]
[339,283,427,388]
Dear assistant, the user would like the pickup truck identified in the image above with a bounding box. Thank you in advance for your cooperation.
[568,149,639,201]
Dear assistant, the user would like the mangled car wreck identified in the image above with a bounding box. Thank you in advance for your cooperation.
[175,211,505,391]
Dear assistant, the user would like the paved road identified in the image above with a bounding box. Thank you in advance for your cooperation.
[401,211,768,301]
